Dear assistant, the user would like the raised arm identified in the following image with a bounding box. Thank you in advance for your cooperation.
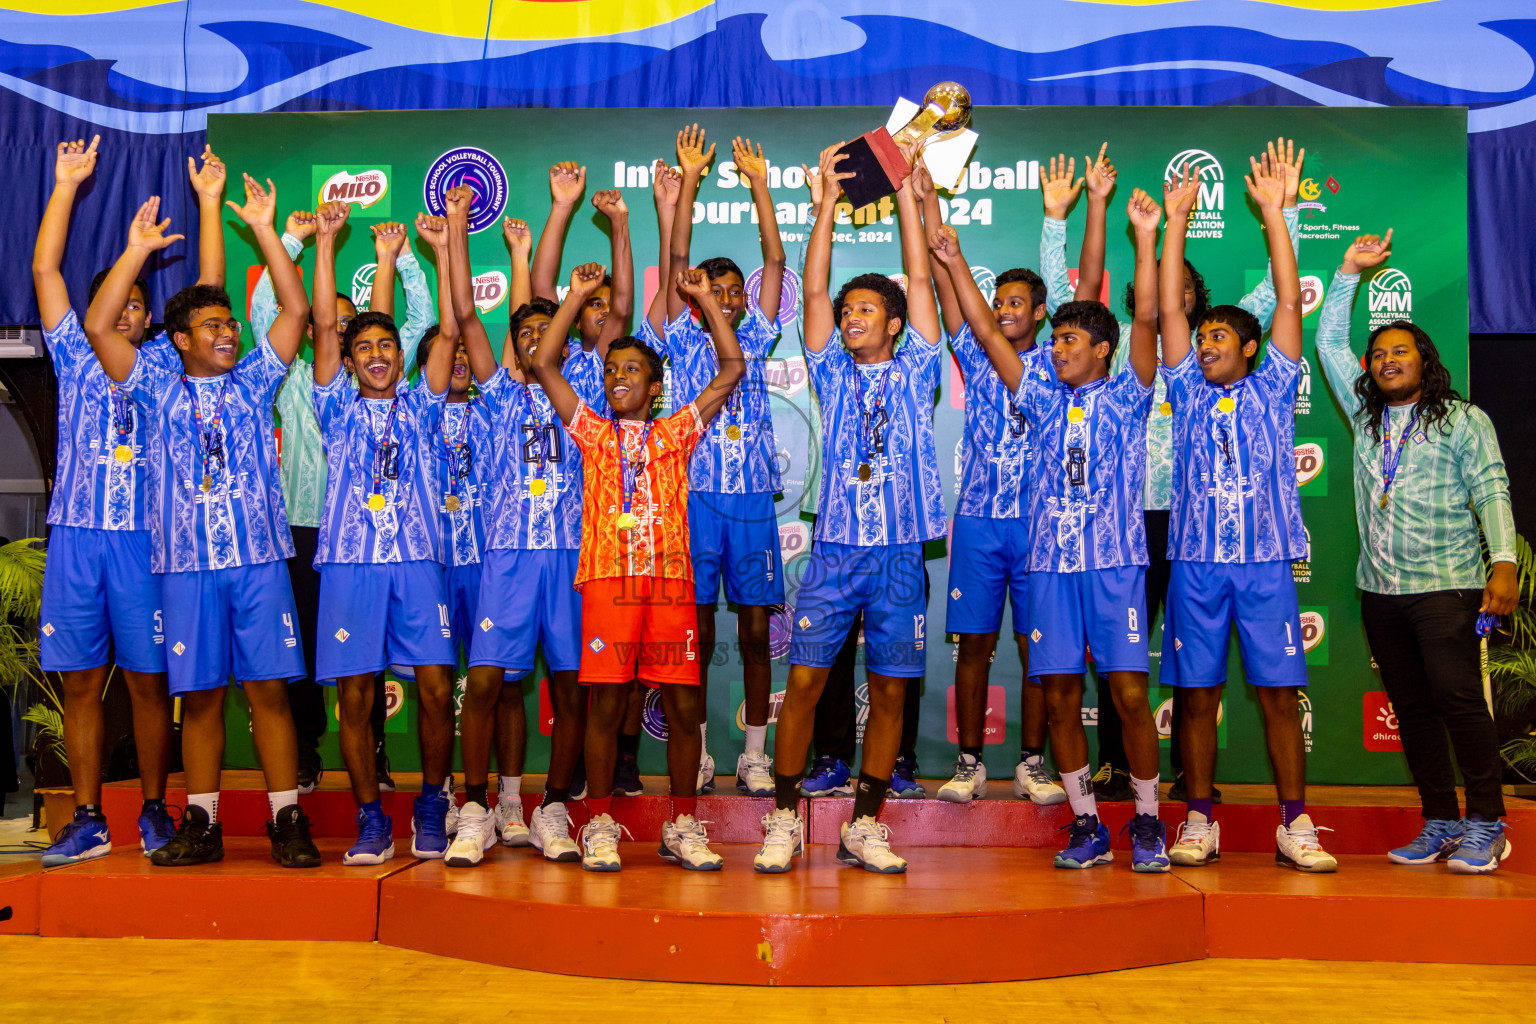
[1237,138,1305,325]
[1315,231,1390,414]
[532,263,606,425]
[225,175,309,364]
[646,159,681,335]
[188,144,228,287]
[913,161,961,337]
[668,124,716,321]
[930,224,1023,392]
[34,136,99,331]
[1158,164,1200,367]
[310,200,350,387]
[501,217,533,373]
[444,185,498,385]
[531,162,585,303]
[677,267,746,424]
[802,144,853,354]
[367,220,406,318]
[413,213,456,395]
[85,197,183,381]
[251,210,311,343]
[1126,188,1162,386]
[1076,143,1115,302]
[732,136,786,323]
[1247,152,1302,362]
[592,188,633,356]
[894,164,940,346]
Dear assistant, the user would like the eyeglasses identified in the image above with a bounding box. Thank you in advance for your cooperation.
[337,315,356,330]
[193,318,242,335]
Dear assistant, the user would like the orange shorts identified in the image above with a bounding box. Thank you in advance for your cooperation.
[578,576,699,686]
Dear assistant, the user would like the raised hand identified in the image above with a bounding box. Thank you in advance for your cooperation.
[127,196,184,252]
[415,212,448,249]
[675,266,714,303]
[443,184,474,223]
[55,136,99,187]
[187,144,227,201]
[1163,162,1200,221]
[817,143,852,206]
[1042,154,1083,219]
[549,162,586,207]
[569,261,607,301]
[285,210,317,242]
[372,220,407,260]
[315,200,350,239]
[910,159,935,202]
[1342,229,1393,274]
[1268,137,1306,203]
[732,136,769,185]
[1126,187,1162,233]
[592,189,628,220]
[503,217,532,260]
[676,123,715,178]
[225,173,278,229]
[803,162,824,206]
[1245,152,1286,212]
[928,223,962,266]
[652,159,681,210]
[1083,142,1116,200]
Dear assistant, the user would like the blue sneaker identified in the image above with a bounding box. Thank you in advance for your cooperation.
[411,790,451,860]
[41,810,112,867]
[800,756,853,797]
[888,755,926,799]
[1447,817,1512,875]
[346,806,396,866]
[137,803,178,856]
[1387,819,1463,865]
[1123,812,1171,873]
[1054,813,1113,869]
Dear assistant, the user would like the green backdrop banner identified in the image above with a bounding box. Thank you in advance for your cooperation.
[209,105,1467,785]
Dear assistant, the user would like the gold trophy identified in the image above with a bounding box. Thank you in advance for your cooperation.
[835,82,972,207]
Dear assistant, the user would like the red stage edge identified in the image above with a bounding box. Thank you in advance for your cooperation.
[0,859,43,935]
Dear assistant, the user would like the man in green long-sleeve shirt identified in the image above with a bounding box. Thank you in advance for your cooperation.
[1315,230,1518,875]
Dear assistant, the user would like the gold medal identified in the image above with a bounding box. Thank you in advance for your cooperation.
[113,444,133,463]
[201,474,212,493]
[1159,402,1172,417]
[857,463,872,482]
[529,478,547,496]
[444,495,461,512]
[1216,396,1236,414]
[1379,492,1390,510]
[368,493,386,512]
[1067,407,1085,423]
[725,424,742,441]
[617,511,636,530]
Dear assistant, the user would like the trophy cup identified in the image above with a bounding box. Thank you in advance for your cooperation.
[835,82,973,208]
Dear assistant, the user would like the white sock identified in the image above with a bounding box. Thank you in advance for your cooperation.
[499,775,521,801]
[268,789,298,820]
[745,725,767,758]
[1062,766,1097,819]
[188,792,219,823]
[1132,775,1160,819]
[441,776,454,796]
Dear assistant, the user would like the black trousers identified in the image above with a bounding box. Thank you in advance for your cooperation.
[1361,588,1505,821]
[288,526,385,747]
[1096,509,1178,775]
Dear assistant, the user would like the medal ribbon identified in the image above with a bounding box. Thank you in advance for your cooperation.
[852,362,895,473]
[1208,378,1248,467]
[615,419,653,518]
[109,383,134,457]
[369,396,401,504]
[522,384,550,482]
[442,400,474,504]
[1379,405,1422,508]
[182,375,230,491]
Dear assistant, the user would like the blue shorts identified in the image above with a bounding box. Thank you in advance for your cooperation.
[315,561,454,682]
[40,525,165,674]
[161,561,304,694]
[946,514,1030,635]
[1162,560,1308,688]
[690,490,786,607]
[470,548,582,676]
[444,561,482,663]
[789,541,927,677]
[1028,566,1148,677]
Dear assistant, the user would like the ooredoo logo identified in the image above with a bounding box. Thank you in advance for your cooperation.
[1363,690,1403,751]
[1299,610,1326,653]
[746,265,801,328]
[351,263,376,308]
[778,520,810,565]
[472,270,508,314]
[1368,268,1413,327]
[424,147,508,234]
[1165,148,1224,238]
[312,165,392,217]
[1294,442,1324,486]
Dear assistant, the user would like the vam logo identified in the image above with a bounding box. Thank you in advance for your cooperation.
[970,265,996,304]
[351,263,376,308]
[1295,355,1313,415]
[1297,691,1314,753]
[1292,525,1313,584]
[1294,442,1324,486]
[1165,148,1224,237]
[472,270,508,314]
[1368,268,1413,326]
[1300,610,1326,653]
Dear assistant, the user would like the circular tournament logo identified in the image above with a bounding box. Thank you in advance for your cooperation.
[745,265,801,328]
[642,686,669,741]
[423,147,508,234]
[768,604,794,660]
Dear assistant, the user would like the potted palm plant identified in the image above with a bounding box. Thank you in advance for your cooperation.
[1487,534,1536,796]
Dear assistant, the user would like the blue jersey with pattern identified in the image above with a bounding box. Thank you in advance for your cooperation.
[806,326,946,547]
[481,350,606,552]
[313,373,446,566]
[657,302,782,495]
[951,323,1054,521]
[46,310,179,532]
[123,340,295,574]
[1164,347,1307,564]
[1014,363,1153,572]
[435,399,492,568]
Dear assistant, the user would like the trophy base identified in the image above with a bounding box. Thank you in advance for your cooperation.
[835,128,911,208]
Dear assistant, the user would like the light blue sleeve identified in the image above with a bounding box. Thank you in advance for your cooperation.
[1313,269,1364,423]
[1237,205,1300,330]
[395,251,432,372]
[250,233,304,345]
[1039,216,1073,316]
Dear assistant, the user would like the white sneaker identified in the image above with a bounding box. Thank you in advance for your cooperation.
[754,808,804,874]
[580,813,629,872]
[528,803,580,863]
[443,776,460,836]
[837,816,907,874]
[443,802,497,867]
[1276,814,1338,873]
[659,814,724,871]
[494,795,530,847]
[697,753,717,795]
[736,751,775,796]
[1169,812,1221,866]
[937,756,988,803]
[1012,757,1067,804]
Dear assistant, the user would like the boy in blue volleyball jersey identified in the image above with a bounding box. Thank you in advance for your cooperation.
[1158,151,1335,872]
[937,188,1167,872]
[86,177,317,868]
[530,161,636,354]
[307,201,459,864]
[35,139,225,864]
[755,143,943,876]
[649,126,787,795]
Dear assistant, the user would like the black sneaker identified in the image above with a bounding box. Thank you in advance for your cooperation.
[376,741,396,793]
[267,804,322,869]
[613,752,643,797]
[297,743,323,795]
[1092,765,1134,802]
[569,753,588,801]
[149,804,225,867]
[1166,773,1223,804]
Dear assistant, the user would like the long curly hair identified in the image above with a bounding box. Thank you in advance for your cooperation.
[1353,319,1462,442]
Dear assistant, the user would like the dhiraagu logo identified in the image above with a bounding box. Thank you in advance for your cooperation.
[312,166,391,216]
